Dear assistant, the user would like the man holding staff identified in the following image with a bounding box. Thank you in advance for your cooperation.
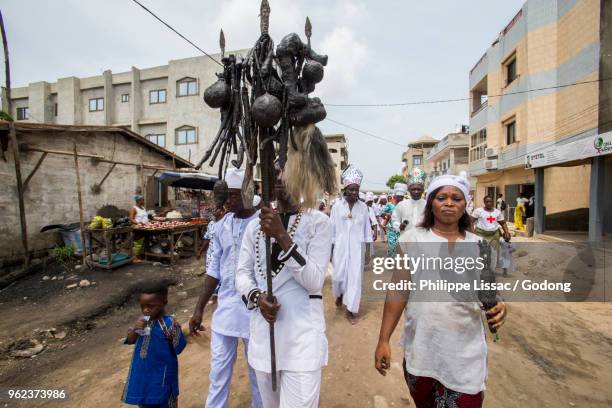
[236,163,331,407]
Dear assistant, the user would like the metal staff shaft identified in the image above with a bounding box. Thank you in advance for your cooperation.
[259,126,277,391]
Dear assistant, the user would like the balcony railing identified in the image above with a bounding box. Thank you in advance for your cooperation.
[426,138,449,160]
[471,100,488,117]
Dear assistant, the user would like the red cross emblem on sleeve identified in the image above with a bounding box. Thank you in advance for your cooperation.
[486,215,496,223]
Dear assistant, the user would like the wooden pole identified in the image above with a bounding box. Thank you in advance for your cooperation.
[1,10,12,108]
[23,152,47,188]
[9,123,29,266]
[2,12,29,266]
[73,142,87,264]
[259,126,277,390]
[139,147,146,207]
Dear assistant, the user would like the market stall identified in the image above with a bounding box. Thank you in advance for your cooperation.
[136,172,218,263]
[133,218,207,264]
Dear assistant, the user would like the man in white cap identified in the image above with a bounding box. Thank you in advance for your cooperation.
[330,165,373,324]
[365,191,378,241]
[392,167,427,240]
[236,161,331,407]
[375,195,388,242]
[188,168,263,408]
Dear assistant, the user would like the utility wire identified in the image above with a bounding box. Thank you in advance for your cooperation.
[325,117,405,147]
[326,78,610,107]
[129,0,223,67]
[127,1,607,110]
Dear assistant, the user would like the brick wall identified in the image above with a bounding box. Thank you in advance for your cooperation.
[0,130,177,259]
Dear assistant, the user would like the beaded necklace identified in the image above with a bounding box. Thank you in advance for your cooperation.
[255,211,303,279]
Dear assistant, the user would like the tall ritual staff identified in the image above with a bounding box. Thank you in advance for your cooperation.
[197,0,336,394]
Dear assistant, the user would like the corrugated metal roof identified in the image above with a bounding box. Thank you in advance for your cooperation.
[0,121,193,168]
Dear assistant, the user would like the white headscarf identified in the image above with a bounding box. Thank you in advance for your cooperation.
[425,173,470,201]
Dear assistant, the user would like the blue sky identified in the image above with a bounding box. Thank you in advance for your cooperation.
[1,0,525,190]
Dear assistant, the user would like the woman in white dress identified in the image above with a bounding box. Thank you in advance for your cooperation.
[374,174,507,408]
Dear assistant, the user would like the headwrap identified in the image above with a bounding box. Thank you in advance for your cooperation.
[358,191,366,201]
[134,194,143,202]
[365,192,375,202]
[341,165,363,188]
[225,168,245,189]
[253,195,262,207]
[425,173,471,201]
[393,182,408,196]
[407,167,427,186]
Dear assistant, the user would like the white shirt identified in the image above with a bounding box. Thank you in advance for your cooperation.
[392,198,426,235]
[472,207,504,232]
[236,210,331,373]
[400,228,488,394]
[133,205,149,224]
[206,212,259,338]
[367,205,377,226]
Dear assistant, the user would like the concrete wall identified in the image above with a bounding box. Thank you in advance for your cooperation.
[543,164,590,214]
[324,134,348,193]
[112,83,132,125]
[80,87,105,126]
[4,51,248,174]
[0,130,176,259]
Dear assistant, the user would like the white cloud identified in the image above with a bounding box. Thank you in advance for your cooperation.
[206,0,305,52]
[315,26,368,99]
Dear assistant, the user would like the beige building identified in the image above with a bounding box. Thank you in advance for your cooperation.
[426,130,475,186]
[2,52,247,174]
[468,0,612,239]
[325,134,349,193]
[401,135,438,178]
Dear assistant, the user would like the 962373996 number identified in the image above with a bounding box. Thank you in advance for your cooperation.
[5,389,67,400]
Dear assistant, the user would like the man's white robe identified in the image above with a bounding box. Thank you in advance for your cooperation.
[330,198,372,314]
[392,198,426,239]
[236,210,331,408]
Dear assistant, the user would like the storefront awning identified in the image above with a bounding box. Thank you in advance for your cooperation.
[157,171,218,190]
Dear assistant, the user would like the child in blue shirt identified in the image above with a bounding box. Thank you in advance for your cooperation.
[122,282,187,408]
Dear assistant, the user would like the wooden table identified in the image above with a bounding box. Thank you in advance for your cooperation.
[134,223,206,264]
[84,226,134,270]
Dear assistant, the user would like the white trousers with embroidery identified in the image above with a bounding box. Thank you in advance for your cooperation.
[254,369,322,408]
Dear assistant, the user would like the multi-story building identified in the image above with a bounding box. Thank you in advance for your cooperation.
[325,133,349,193]
[2,52,247,174]
[426,130,475,187]
[468,0,612,239]
[401,135,438,178]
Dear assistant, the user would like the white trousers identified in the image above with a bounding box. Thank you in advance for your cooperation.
[205,331,263,408]
[254,369,322,408]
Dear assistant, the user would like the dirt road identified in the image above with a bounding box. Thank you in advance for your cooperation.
[0,244,611,407]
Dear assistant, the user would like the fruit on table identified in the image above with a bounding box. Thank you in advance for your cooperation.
[136,220,191,230]
[89,215,113,229]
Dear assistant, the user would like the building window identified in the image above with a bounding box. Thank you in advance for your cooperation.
[469,128,487,161]
[121,93,130,103]
[413,155,423,166]
[149,89,167,104]
[505,54,517,85]
[146,134,166,147]
[506,119,517,145]
[54,103,58,117]
[177,78,198,97]
[89,97,104,112]
[16,107,29,120]
[175,126,197,145]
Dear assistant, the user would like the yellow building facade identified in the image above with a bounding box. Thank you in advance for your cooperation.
[468,0,612,238]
